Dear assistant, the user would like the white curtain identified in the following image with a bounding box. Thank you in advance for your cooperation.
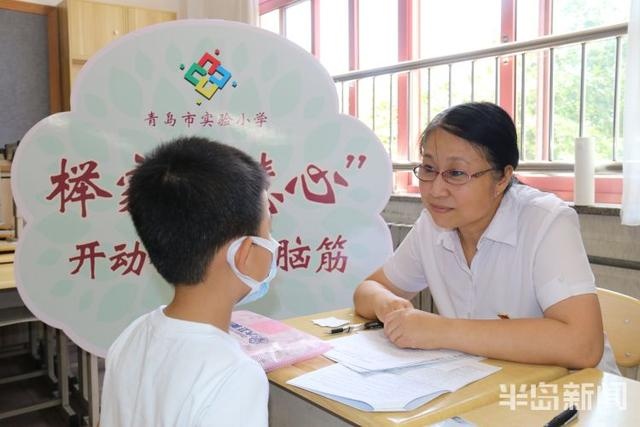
[622,0,640,225]
[177,0,259,25]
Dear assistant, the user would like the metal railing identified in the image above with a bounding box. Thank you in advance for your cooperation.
[333,23,628,174]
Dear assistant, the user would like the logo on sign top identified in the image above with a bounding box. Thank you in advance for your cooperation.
[181,49,236,104]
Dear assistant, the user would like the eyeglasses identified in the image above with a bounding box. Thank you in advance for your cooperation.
[412,165,495,185]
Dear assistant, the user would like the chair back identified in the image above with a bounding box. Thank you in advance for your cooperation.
[597,288,640,368]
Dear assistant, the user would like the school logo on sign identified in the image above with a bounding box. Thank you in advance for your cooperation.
[181,50,236,104]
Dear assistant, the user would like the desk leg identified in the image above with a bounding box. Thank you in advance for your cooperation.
[28,322,36,359]
[56,331,76,420]
[79,348,89,401]
[87,353,100,427]
[76,348,92,424]
[31,322,44,360]
[45,325,57,383]
[268,384,351,427]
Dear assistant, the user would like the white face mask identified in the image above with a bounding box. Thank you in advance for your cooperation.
[226,235,279,306]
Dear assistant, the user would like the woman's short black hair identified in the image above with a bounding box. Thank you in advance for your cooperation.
[420,102,520,176]
[127,136,268,286]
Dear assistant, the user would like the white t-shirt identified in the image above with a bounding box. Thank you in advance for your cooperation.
[100,306,268,427]
[383,184,619,374]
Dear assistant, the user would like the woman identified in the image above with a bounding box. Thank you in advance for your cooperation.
[354,102,618,373]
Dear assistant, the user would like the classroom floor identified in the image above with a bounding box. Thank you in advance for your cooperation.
[0,347,102,426]
[0,354,66,426]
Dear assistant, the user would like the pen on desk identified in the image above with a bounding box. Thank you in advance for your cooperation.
[544,405,578,427]
[363,320,384,329]
[325,321,384,335]
[326,325,353,335]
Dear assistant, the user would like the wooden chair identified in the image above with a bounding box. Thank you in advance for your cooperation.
[597,288,640,378]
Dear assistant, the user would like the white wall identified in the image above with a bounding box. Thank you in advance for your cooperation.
[22,0,178,12]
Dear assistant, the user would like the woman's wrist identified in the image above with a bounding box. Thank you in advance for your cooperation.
[430,314,454,349]
[372,291,389,319]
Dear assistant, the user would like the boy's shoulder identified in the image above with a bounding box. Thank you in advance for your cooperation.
[124,307,158,331]
[108,307,256,364]
[106,307,160,358]
[123,306,160,334]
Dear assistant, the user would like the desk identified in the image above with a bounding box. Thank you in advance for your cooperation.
[269,308,569,426]
[0,262,15,290]
[0,241,16,253]
[0,247,15,290]
[0,252,14,263]
[459,368,640,426]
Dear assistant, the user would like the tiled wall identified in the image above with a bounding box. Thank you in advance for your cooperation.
[579,214,640,298]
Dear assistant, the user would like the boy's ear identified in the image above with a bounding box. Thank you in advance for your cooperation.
[234,237,253,270]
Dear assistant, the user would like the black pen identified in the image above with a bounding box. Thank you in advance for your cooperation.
[326,325,354,335]
[326,320,384,335]
[363,320,384,329]
[544,405,578,427]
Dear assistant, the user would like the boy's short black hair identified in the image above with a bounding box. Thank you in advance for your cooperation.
[127,136,268,286]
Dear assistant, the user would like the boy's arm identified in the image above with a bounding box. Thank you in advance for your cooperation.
[353,267,416,321]
[384,293,604,369]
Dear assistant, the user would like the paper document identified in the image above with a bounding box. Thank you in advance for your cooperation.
[325,330,465,372]
[287,359,501,412]
[312,317,350,327]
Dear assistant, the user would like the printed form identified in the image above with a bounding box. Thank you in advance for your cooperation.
[288,331,501,411]
[288,356,500,411]
[324,330,466,372]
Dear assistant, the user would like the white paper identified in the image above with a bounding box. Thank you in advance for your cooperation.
[430,416,478,427]
[574,136,595,205]
[324,330,465,372]
[287,360,501,412]
[312,317,350,327]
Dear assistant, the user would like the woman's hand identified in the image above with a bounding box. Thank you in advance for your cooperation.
[383,308,443,349]
[353,268,418,320]
[373,294,413,323]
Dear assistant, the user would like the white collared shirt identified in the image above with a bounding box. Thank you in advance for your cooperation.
[384,184,619,374]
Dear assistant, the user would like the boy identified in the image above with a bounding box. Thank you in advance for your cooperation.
[100,137,278,426]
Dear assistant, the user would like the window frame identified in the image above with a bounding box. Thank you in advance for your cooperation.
[259,0,624,204]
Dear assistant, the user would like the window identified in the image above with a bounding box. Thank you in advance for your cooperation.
[358,1,399,156]
[551,0,630,162]
[285,0,311,52]
[419,0,501,58]
[260,0,630,202]
[516,0,541,41]
[259,9,279,34]
[318,0,349,75]
[417,0,502,138]
[553,0,630,34]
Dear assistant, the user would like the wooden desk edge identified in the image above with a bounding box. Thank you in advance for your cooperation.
[270,308,570,426]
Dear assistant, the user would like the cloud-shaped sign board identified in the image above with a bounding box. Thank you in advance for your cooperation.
[12,20,393,357]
